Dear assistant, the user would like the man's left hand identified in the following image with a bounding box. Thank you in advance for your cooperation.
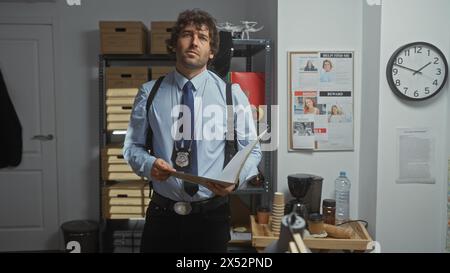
[205,182,236,196]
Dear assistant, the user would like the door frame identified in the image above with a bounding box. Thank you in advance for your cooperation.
[0,16,66,249]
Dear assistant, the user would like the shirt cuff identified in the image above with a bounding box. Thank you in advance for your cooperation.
[142,156,157,181]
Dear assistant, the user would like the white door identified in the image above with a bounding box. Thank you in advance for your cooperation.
[0,23,59,251]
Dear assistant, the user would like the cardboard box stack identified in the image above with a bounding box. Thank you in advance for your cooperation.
[103,181,151,219]
[101,146,142,181]
[100,21,148,54]
[106,67,148,131]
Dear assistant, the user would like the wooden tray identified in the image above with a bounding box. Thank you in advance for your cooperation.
[250,215,278,248]
[250,215,373,251]
[303,221,372,251]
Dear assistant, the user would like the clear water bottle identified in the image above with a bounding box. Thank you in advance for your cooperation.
[335,171,351,225]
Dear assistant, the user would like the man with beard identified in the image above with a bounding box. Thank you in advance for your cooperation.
[124,9,261,253]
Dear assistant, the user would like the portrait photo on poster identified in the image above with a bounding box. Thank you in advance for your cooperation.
[319,59,336,83]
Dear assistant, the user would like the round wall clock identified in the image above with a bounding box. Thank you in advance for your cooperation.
[386,42,448,101]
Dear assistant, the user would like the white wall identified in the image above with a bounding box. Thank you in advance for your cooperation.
[277,0,363,218]
[359,1,381,238]
[375,0,450,252]
[246,0,277,41]
[0,0,274,225]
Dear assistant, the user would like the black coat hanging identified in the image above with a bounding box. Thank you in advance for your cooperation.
[0,69,23,168]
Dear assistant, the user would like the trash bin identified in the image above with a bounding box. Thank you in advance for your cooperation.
[61,220,99,253]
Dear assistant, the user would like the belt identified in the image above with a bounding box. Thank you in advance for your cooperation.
[151,192,228,215]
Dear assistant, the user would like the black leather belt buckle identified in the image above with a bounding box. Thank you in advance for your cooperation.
[151,192,227,215]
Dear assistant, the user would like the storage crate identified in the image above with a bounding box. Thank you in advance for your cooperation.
[106,67,148,89]
[103,181,148,219]
[101,147,142,181]
[100,21,147,54]
[104,181,146,198]
[106,88,139,98]
[107,114,131,122]
[108,214,144,220]
[151,66,174,80]
[105,97,135,106]
[150,21,175,54]
[106,105,133,115]
[105,67,146,131]
[107,122,129,131]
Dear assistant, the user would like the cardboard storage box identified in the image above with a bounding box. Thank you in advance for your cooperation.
[105,99,133,131]
[106,105,133,115]
[106,154,127,164]
[106,106,132,131]
[100,21,147,54]
[106,88,139,98]
[151,66,174,80]
[150,21,175,54]
[105,98,135,106]
[106,67,148,89]
[107,122,129,131]
[108,205,144,214]
[103,181,148,219]
[105,69,145,131]
[107,114,131,122]
[101,147,142,180]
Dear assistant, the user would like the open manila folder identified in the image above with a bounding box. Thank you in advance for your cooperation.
[170,130,267,187]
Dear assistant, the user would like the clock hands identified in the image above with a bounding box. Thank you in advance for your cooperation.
[412,61,432,75]
[394,62,432,76]
[393,63,422,75]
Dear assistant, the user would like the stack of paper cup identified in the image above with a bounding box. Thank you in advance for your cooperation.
[271,192,285,236]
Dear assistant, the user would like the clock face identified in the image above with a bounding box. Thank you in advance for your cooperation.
[386,42,448,101]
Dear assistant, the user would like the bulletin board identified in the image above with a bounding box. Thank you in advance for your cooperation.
[288,51,354,151]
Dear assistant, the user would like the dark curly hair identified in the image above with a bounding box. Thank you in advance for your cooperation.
[166,9,219,63]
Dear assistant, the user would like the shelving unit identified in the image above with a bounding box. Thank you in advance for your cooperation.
[98,38,275,252]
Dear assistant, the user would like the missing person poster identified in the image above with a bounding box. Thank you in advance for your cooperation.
[289,51,354,151]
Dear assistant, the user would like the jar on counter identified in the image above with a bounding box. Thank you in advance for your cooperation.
[308,213,324,235]
[322,199,336,225]
[256,207,270,225]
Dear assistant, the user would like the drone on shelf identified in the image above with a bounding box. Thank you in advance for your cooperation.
[217,21,264,39]
[240,21,264,39]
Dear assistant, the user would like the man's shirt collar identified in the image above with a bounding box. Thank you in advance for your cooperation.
[174,68,208,92]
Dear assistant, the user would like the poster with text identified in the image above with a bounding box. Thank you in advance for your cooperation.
[289,51,354,151]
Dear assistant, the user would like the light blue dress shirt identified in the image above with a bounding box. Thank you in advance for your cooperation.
[123,69,262,202]
[319,70,336,83]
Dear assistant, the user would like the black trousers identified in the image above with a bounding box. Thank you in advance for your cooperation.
[140,200,231,253]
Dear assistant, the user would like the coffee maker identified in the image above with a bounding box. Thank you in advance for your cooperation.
[285,174,323,221]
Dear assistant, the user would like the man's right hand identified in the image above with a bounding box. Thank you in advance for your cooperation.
[151,159,176,181]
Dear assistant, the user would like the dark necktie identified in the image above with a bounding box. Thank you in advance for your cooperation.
[181,81,198,196]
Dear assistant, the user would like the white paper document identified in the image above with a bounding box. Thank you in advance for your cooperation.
[396,128,435,184]
[171,130,267,187]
